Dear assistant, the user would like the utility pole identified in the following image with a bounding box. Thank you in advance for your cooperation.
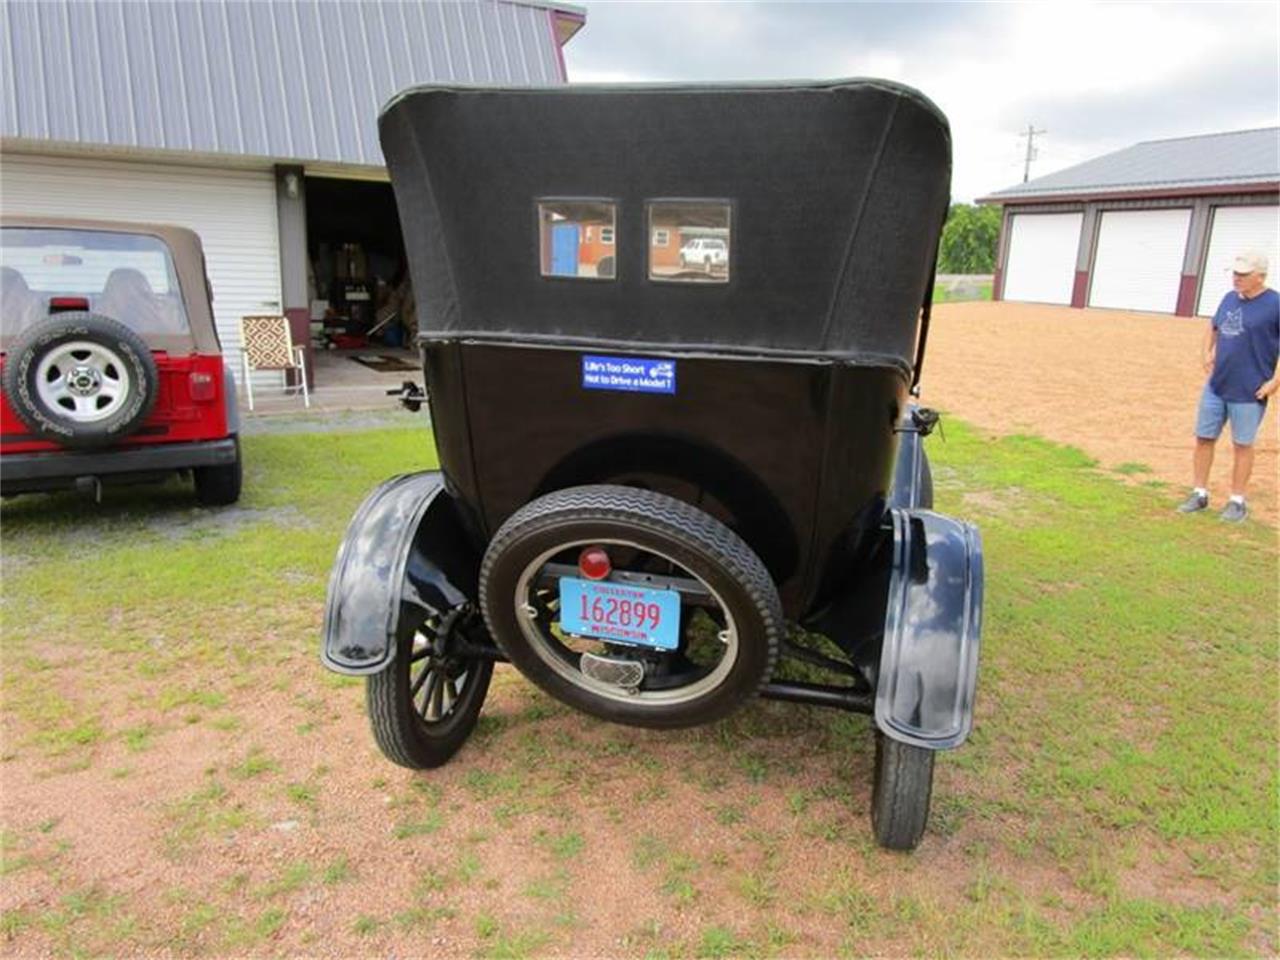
[1019,124,1047,183]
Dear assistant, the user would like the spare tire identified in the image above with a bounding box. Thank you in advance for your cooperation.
[479,485,783,729]
[2,312,158,449]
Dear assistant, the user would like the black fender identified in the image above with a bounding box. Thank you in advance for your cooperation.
[875,508,983,750]
[888,407,933,511]
[322,471,481,675]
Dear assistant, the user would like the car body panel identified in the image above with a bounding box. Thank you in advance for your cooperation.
[0,353,230,451]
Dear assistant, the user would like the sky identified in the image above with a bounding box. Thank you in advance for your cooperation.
[561,1,1280,203]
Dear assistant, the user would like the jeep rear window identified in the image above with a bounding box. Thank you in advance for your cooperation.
[1,227,190,341]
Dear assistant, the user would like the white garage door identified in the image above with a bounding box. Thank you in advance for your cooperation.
[1088,208,1191,313]
[1197,205,1280,316]
[0,154,281,386]
[1002,212,1082,305]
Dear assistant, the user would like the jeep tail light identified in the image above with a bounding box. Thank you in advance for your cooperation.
[49,296,90,313]
[189,371,216,402]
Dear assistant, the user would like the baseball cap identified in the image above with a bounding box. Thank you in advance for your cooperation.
[1232,251,1268,275]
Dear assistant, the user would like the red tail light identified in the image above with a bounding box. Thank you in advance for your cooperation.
[49,296,90,312]
[189,371,216,401]
[578,546,612,581]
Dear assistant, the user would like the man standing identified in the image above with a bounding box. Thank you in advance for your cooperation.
[1177,251,1279,522]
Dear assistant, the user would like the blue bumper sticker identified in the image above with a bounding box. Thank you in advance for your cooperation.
[582,355,676,395]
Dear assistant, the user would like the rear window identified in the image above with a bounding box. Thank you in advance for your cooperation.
[1,227,190,340]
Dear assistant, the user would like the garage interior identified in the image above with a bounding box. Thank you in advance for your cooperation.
[302,175,419,394]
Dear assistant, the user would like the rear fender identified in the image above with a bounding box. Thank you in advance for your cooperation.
[888,422,928,510]
[875,508,983,749]
[322,471,480,675]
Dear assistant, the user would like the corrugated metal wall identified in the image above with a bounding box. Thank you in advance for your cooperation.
[0,0,565,166]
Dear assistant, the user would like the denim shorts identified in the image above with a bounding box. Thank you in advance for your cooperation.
[1195,384,1268,446]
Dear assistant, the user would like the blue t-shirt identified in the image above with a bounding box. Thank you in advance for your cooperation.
[1210,288,1280,403]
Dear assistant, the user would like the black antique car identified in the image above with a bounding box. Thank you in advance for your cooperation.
[323,80,983,851]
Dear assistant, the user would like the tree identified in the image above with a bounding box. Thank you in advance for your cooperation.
[937,204,1002,274]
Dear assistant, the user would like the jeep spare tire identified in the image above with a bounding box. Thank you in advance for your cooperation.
[2,312,158,449]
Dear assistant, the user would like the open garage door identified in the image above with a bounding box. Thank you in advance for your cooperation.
[1002,212,1082,305]
[1197,205,1280,316]
[1088,209,1191,314]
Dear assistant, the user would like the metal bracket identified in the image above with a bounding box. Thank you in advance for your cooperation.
[387,380,425,412]
[74,475,103,503]
[894,406,941,438]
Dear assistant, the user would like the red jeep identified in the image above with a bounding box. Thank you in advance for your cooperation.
[0,217,242,505]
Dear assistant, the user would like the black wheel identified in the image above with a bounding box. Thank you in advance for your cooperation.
[366,604,494,769]
[1,312,157,448]
[194,437,243,506]
[479,485,782,729]
[871,731,935,851]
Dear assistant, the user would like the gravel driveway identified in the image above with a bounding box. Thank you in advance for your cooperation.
[921,301,1277,525]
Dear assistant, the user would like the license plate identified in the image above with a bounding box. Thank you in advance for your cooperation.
[558,577,682,651]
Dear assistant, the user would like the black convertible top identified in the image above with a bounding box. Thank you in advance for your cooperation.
[380,80,951,368]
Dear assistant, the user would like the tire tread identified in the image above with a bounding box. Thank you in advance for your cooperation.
[871,733,935,851]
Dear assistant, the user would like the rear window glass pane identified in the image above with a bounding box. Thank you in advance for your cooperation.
[538,201,617,280]
[649,202,731,283]
[1,227,189,339]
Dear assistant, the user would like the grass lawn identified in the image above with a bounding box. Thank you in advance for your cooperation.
[1,418,1275,957]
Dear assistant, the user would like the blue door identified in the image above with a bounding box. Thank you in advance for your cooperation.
[550,223,580,277]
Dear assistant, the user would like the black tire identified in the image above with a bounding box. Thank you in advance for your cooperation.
[871,732,935,851]
[479,484,782,729]
[1,312,157,449]
[194,437,243,506]
[366,605,494,769]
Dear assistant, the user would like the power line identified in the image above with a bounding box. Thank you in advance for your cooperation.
[1018,124,1047,183]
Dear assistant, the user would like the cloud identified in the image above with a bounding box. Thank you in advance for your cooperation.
[564,1,1280,201]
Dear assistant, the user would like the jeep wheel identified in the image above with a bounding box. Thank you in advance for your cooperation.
[194,437,243,506]
[1,312,157,448]
[366,604,494,769]
[870,732,935,851]
[479,485,782,729]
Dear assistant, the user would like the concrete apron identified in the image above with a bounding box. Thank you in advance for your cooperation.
[241,347,421,418]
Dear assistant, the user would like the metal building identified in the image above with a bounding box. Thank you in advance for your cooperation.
[980,128,1280,316]
[0,0,585,385]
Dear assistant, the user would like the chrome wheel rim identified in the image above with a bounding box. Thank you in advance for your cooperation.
[35,340,132,423]
[513,538,740,707]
